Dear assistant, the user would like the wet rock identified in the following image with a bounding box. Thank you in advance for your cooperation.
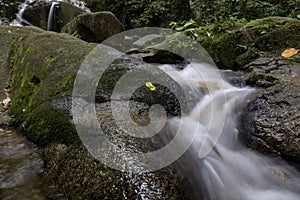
[243,56,300,87]
[239,83,300,164]
[221,70,246,87]
[42,144,185,199]
[239,56,300,166]
[94,54,185,117]
[61,11,124,43]
[21,1,49,28]
[245,71,279,87]
[142,50,186,64]
[55,1,88,31]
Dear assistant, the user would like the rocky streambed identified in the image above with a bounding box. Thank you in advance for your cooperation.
[0,15,299,199]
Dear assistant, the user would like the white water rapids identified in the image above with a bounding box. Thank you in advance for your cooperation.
[160,63,300,200]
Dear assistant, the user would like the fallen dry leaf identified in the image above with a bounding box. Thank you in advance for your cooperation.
[281,48,299,58]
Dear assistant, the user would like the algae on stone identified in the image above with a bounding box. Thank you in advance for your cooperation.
[5,27,95,145]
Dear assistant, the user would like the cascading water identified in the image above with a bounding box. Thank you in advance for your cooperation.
[47,1,58,31]
[12,0,90,28]
[14,0,32,25]
[161,63,300,200]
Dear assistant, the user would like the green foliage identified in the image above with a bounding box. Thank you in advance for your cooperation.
[190,0,300,25]
[170,19,200,39]
[24,103,80,146]
[0,0,19,19]
[128,0,169,27]
[84,0,193,29]
[171,17,300,69]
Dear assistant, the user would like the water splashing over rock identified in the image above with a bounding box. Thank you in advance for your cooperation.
[161,63,300,199]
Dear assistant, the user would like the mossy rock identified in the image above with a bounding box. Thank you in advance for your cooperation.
[194,17,300,69]
[0,26,190,199]
[61,11,125,43]
[0,26,43,99]
[23,102,81,146]
[1,26,95,145]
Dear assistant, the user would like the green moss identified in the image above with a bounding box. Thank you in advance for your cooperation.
[24,103,80,146]
[191,17,300,69]
[54,74,75,95]
[4,27,94,146]
[235,47,259,67]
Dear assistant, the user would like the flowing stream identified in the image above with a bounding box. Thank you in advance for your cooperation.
[0,114,51,200]
[161,63,300,200]
[0,59,299,199]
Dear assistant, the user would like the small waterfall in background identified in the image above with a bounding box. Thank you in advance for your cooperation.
[161,63,300,200]
[47,1,58,31]
[12,0,90,28]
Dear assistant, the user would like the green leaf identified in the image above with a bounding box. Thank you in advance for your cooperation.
[175,26,185,31]
[297,14,300,19]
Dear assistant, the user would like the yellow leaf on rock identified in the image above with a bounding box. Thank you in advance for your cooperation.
[281,48,299,58]
[146,82,156,91]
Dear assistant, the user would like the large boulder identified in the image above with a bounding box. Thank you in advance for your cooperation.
[238,55,300,167]
[6,26,94,145]
[0,26,44,99]
[61,11,125,43]
[0,25,186,199]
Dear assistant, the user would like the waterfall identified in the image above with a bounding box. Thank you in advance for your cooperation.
[12,0,90,28]
[161,63,300,200]
[47,2,57,31]
[15,0,32,26]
